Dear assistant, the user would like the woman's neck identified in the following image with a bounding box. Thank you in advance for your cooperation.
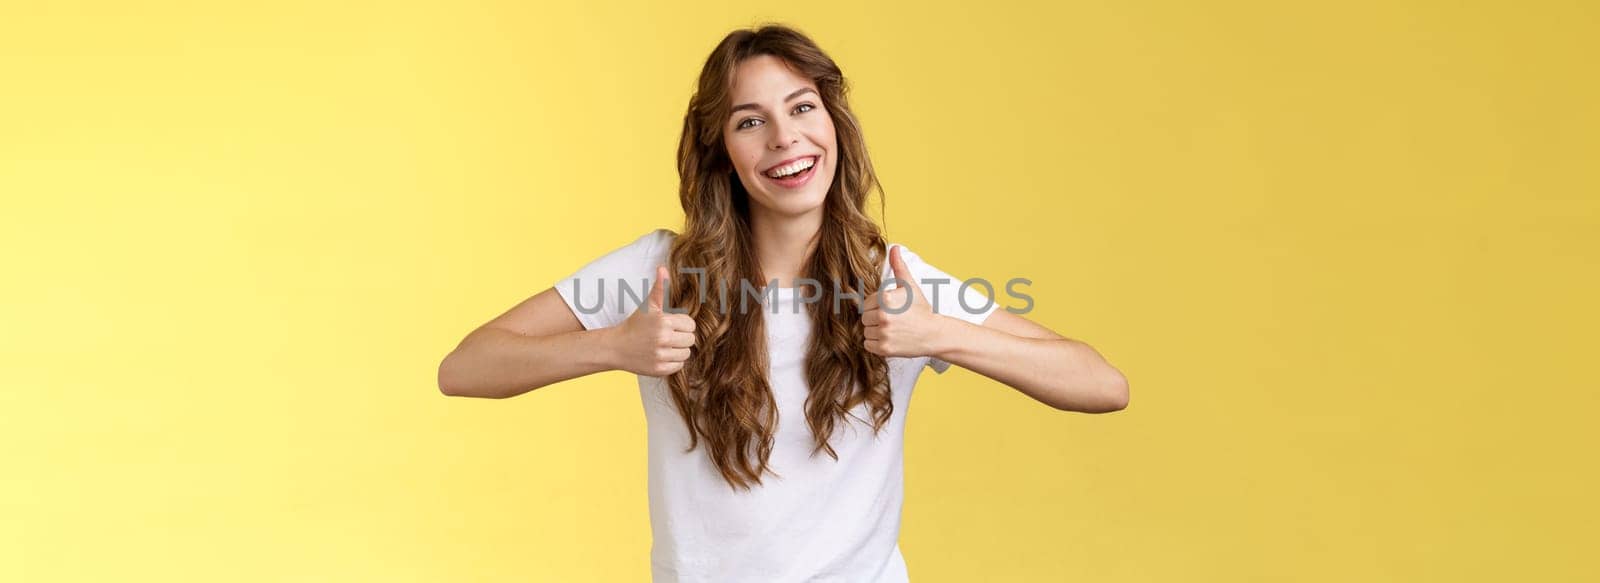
[749,206,823,289]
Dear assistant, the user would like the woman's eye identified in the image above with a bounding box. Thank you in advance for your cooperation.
[736,104,813,130]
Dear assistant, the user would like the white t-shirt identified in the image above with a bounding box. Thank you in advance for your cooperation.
[553,229,998,582]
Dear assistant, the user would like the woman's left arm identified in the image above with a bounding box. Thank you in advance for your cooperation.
[929,310,1129,413]
[862,246,1129,413]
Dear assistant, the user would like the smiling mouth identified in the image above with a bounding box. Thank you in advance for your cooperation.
[763,155,819,183]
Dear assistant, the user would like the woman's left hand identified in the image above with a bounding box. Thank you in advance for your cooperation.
[862,245,949,358]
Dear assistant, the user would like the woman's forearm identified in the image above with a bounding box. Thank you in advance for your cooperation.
[931,317,1129,413]
[438,326,620,399]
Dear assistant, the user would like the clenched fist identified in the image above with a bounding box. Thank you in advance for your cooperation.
[862,246,947,358]
[609,266,697,376]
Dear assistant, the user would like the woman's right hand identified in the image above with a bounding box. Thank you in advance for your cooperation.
[608,266,697,376]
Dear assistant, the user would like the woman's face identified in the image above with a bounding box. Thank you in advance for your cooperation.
[723,55,838,219]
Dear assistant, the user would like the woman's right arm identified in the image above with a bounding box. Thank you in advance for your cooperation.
[437,287,615,399]
[437,267,695,399]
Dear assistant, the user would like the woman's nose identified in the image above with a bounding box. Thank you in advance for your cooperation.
[768,120,799,151]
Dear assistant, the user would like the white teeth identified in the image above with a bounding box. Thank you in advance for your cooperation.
[766,157,816,178]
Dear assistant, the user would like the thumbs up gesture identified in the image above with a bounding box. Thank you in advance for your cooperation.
[612,266,698,377]
[862,245,943,358]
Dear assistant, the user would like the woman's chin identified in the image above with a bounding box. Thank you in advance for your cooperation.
[753,190,828,217]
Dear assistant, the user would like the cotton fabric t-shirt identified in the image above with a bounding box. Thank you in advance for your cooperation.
[553,228,998,582]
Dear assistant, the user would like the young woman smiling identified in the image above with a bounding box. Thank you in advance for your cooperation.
[437,24,1129,583]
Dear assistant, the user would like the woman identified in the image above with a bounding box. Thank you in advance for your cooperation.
[437,24,1129,582]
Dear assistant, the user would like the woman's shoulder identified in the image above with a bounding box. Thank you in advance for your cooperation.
[630,228,678,272]
[876,240,931,274]
[562,228,678,281]
[609,228,677,258]
[646,227,678,247]
[616,227,676,244]
[642,228,677,261]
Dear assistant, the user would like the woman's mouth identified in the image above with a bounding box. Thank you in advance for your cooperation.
[762,155,819,189]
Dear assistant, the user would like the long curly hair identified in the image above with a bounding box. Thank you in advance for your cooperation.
[665,24,891,491]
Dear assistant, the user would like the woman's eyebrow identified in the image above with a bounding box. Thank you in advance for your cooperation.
[730,87,819,115]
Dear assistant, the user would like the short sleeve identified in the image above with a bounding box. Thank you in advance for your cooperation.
[553,229,674,330]
[882,244,1000,374]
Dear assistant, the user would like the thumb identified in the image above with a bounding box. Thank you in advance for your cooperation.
[888,245,919,296]
[647,265,669,311]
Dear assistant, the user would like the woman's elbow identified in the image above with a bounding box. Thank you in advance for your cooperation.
[437,352,484,398]
[437,353,463,396]
[1100,369,1129,412]
[1056,369,1127,414]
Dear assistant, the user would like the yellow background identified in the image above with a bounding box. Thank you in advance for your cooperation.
[4,1,1596,581]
